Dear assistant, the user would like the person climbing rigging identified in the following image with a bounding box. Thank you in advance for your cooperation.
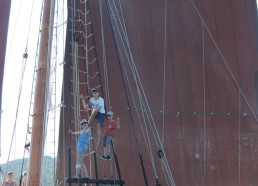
[81,88,105,147]
[3,171,19,186]
[102,111,120,160]
[24,142,30,152]
[27,124,32,134]
[69,118,92,179]
[24,124,32,152]
[21,171,27,186]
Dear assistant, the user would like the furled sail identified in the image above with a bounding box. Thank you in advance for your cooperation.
[0,0,12,157]
[4,0,256,185]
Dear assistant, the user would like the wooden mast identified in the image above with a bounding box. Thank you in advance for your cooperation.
[27,0,53,185]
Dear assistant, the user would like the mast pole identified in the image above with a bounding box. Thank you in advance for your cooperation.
[27,0,53,185]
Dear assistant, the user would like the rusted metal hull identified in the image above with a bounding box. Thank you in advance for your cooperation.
[57,0,258,185]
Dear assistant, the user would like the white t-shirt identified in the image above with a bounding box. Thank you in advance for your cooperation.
[89,97,105,114]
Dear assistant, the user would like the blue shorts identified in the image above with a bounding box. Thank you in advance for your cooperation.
[77,141,88,153]
[102,136,113,146]
[95,112,105,126]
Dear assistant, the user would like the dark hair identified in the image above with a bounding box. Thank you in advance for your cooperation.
[91,88,98,93]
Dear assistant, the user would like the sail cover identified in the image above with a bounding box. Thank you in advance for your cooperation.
[0,0,12,156]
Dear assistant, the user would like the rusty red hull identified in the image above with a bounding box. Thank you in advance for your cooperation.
[57,0,258,185]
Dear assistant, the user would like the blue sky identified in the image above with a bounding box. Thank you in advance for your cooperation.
[2,0,66,165]
[2,0,41,164]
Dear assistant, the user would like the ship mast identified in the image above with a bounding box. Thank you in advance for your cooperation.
[27,0,55,185]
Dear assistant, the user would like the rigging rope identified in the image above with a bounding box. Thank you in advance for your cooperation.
[67,0,116,182]
[189,0,258,123]
[107,1,151,185]
[107,0,176,185]
[99,0,111,110]
[24,0,37,51]
[109,0,258,185]
[4,54,28,181]
[83,1,94,179]
[5,0,45,183]
[98,0,118,178]
[66,0,74,180]
[187,1,256,183]
[201,21,206,186]
[238,89,241,185]
[71,0,80,162]
[5,0,24,63]
[161,0,168,148]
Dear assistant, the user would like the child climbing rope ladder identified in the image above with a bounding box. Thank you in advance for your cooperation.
[81,88,105,147]
[102,111,120,160]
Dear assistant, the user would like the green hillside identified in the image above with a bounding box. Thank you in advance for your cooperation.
[1,156,55,185]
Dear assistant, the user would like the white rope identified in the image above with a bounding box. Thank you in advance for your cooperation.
[61,24,66,186]
[99,0,111,110]
[108,0,156,169]
[5,0,24,63]
[4,57,27,181]
[21,0,44,167]
[4,0,45,180]
[238,89,241,185]
[72,41,80,130]
[97,1,121,178]
[107,1,159,179]
[113,0,177,184]
[97,0,114,177]
[108,0,160,177]
[107,1,175,185]
[161,0,168,147]
[109,0,156,156]
[201,21,206,186]
[25,0,37,48]
[47,0,68,181]
[83,0,89,109]
[187,1,258,183]
[67,6,88,17]
[69,1,81,176]
[189,0,258,123]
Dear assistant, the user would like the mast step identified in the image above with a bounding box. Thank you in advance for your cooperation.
[66,177,125,185]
